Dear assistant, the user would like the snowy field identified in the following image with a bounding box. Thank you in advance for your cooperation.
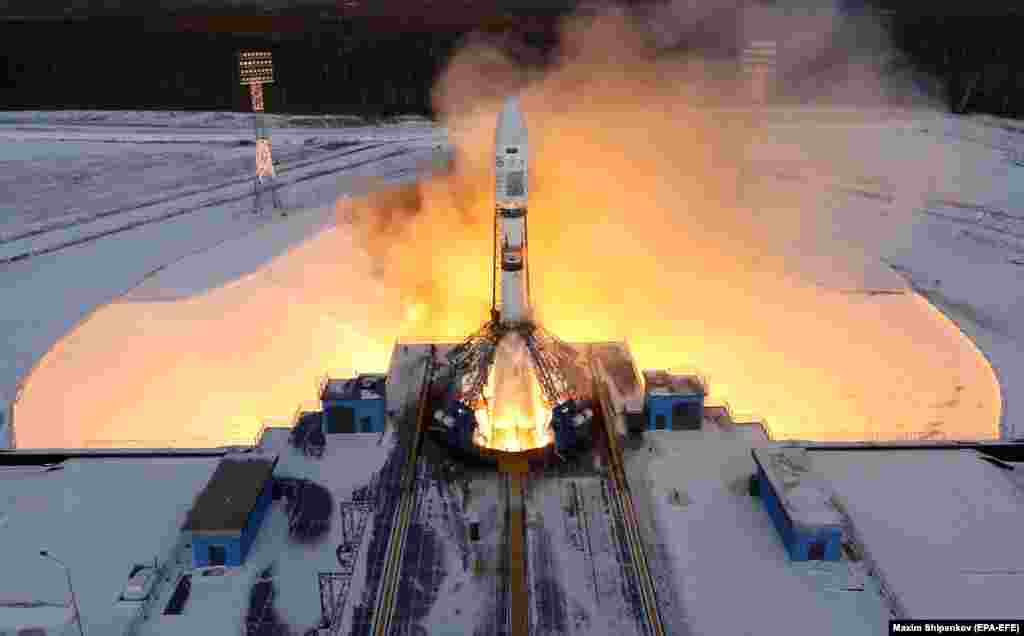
[811,449,1024,620]
[0,456,222,634]
[1,109,1023,449]
[624,430,891,636]
[0,111,446,448]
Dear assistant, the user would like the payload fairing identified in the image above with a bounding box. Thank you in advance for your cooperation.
[494,97,531,326]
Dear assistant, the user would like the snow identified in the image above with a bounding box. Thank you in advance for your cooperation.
[1,114,445,448]
[753,448,843,529]
[0,102,1018,635]
[1,110,1017,448]
[750,113,1024,439]
[526,475,648,636]
[811,449,1024,619]
[625,432,891,636]
[0,456,221,634]
[0,602,74,633]
[137,431,394,636]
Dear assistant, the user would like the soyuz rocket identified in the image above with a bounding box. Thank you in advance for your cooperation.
[494,96,531,326]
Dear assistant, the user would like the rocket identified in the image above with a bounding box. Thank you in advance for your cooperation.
[494,97,530,326]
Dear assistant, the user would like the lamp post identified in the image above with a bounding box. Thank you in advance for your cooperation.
[40,550,85,636]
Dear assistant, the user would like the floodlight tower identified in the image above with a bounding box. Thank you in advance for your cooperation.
[238,50,282,213]
[741,40,777,105]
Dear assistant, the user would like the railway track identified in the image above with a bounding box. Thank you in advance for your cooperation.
[370,345,435,636]
[591,357,668,636]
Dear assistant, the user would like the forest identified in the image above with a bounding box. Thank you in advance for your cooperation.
[1,9,1021,119]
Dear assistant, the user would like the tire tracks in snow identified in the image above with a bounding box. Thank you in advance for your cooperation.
[0,140,408,247]
[0,143,414,266]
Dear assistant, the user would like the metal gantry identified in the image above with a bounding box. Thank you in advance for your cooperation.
[445,318,579,412]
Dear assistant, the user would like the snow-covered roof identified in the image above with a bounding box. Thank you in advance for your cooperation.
[811,449,1024,619]
[136,427,396,636]
[0,456,221,635]
[321,373,387,402]
[642,370,706,398]
[753,448,843,529]
[627,434,890,636]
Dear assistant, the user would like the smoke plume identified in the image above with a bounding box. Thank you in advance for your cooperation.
[335,0,998,441]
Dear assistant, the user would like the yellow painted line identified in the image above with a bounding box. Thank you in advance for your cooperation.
[508,473,529,636]
[371,346,434,636]
[590,354,667,636]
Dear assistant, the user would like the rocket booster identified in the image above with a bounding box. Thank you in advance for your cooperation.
[495,97,530,325]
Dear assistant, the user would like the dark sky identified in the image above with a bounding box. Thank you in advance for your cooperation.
[1,0,1021,20]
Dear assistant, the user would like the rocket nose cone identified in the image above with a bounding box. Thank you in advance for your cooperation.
[496,96,528,146]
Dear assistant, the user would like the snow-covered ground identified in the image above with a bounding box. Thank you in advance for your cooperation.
[744,112,1023,439]
[1,109,1022,449]
[0,112,446,448]
[525,474,649,636]
[811,449,1024,619]
[0,456,222,634]
[133,430,395,636]
[624,429,891,636]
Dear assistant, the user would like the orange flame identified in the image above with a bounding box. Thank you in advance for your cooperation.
[473,333,552,452]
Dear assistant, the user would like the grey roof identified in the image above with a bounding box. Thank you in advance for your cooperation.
[321,373,386,402]
[643,370,706,397]
[752,448,842,530]
[182,455,278,534]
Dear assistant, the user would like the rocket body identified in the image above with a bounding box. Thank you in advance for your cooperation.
[495,97,531,325]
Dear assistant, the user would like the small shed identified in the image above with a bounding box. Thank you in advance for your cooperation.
[752,448,843,561]
[182,455,278,568]
[321,373,387,435]
[642,370,706,431]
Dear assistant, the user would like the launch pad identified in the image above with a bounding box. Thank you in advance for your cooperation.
[385,339,645,468]
[421,97,602,461]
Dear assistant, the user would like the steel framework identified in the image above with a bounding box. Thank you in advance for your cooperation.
[238,50,281,213]
[444,319,580,411]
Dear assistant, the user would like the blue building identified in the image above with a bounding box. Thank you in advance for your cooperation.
[642,370,706,431]
[752,448,843,561]
[321,373,387,435]
[182,455,278,568]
